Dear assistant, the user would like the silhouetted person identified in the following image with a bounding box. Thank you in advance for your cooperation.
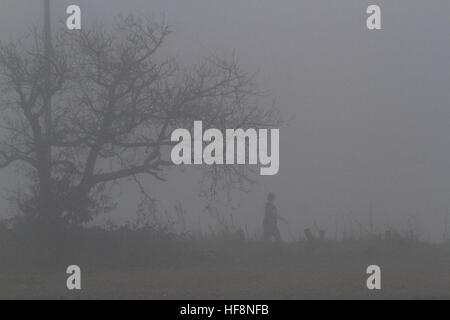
[263,192,286,241]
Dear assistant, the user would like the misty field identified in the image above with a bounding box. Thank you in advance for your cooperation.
[1,226,450,299]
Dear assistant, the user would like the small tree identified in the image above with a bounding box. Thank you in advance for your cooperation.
[0,15,279,227]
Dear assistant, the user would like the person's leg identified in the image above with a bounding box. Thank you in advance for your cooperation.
[274,227,281,241]
[263,225,271,241]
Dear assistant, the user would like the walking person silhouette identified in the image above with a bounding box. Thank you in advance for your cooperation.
[263,192,287,241]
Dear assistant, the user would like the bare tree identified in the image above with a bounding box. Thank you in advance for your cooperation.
[0,15,279,227]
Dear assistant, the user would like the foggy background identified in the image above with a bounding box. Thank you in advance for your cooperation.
[0,0,449,241]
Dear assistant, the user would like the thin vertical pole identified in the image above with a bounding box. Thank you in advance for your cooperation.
[43,0,52,137]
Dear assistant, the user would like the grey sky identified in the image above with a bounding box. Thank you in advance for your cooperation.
[0,1,449,241]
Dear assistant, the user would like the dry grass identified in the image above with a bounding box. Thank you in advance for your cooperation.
[1,235,450,299]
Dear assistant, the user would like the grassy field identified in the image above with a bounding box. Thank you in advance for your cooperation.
[1,234,450,299]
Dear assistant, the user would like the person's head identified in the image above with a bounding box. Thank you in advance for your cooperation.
[267,192,276,203]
